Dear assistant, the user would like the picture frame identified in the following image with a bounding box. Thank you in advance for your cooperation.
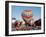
[5,1,45,36]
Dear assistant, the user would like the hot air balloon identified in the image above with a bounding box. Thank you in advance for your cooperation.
[21,10,34,27]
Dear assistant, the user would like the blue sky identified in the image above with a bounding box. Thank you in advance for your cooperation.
[11,6,41,21]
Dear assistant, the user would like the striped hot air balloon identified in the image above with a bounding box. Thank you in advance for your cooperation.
[21,10,33,26]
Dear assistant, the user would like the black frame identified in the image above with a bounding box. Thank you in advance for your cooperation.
[5,1,45,36]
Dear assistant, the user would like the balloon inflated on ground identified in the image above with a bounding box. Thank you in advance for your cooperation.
[21,10,34,26]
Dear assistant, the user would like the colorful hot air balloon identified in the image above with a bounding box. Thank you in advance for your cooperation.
[21,10,33,26]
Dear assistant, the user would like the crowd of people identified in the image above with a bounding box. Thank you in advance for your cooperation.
[12,19,41,31]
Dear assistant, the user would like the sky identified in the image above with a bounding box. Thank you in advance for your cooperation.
[11,6,41,21]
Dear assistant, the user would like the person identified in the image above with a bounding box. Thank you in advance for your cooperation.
[14,21,22,30]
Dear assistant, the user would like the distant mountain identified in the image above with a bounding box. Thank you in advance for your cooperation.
[34,19,41,26]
